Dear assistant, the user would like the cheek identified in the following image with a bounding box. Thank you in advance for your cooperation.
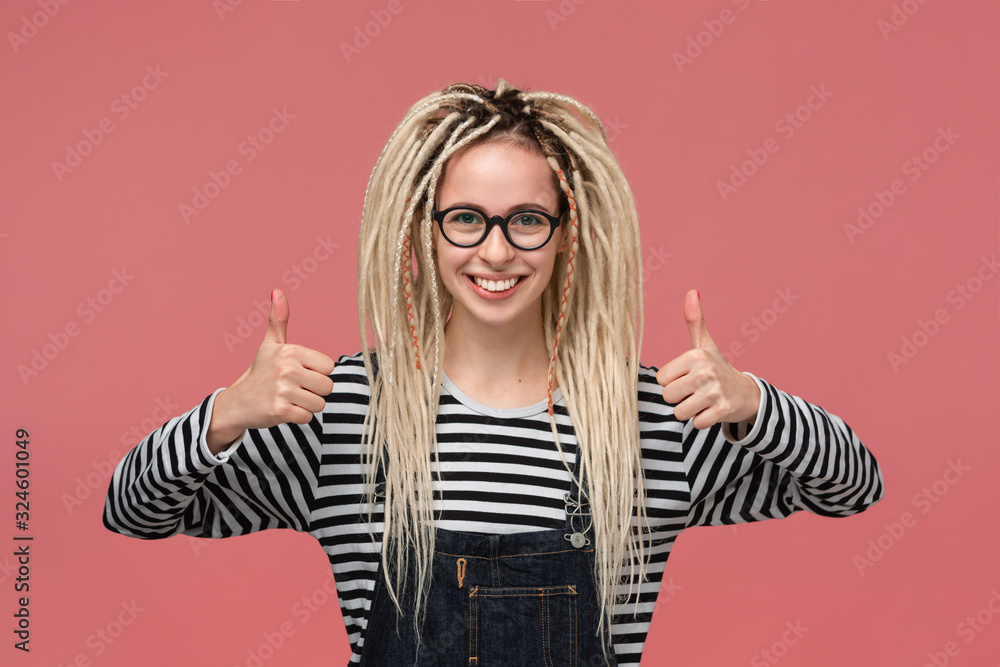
[429,238,462,288]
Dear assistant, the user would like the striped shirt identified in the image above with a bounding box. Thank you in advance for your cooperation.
[103,351,884,665]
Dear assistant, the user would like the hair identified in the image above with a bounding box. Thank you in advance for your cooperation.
[356,78,648,658]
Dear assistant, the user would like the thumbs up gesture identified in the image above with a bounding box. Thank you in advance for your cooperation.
[207,289,336,453]
[655,290,761,431]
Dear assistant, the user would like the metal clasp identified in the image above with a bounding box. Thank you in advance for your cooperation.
[563,491,591,516]
[563,492,592,548]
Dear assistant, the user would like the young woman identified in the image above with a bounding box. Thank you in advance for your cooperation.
[104,79,885,666]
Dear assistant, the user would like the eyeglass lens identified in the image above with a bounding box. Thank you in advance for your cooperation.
[440,209,551,249]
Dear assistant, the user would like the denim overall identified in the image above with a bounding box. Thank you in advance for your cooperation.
[359,445,619,666]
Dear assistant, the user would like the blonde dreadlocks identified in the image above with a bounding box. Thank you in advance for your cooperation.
[357,78,648,655]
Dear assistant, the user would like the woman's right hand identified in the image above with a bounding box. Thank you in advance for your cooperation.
[207,289,336,454]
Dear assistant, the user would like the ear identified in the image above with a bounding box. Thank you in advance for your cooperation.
[557,222,571,252]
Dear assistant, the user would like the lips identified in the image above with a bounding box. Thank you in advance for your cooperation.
[471,275,521,292]
[462,273,527,300]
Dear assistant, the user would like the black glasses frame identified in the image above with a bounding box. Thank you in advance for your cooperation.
[432,206,563,251]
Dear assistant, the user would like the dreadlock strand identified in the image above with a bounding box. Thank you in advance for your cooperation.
[357,81,650,662]
[375,109,507,636]
[520,91,608,143]
[541,119,648,651]
[389,113,475,377]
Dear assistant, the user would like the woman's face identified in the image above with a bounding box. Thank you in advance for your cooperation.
[433,141,569,331]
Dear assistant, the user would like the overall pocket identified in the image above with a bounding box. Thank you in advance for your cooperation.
[469,584,578,667]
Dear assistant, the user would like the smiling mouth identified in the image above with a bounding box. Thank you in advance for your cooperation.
[471,276,522,292]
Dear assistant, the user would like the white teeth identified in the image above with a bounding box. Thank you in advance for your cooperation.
[473,276,519,292]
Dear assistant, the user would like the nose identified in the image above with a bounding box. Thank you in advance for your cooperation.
[477,223,516,265]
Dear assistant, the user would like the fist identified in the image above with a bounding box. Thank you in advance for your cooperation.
[225,289,336,430]
[655,289,761,430]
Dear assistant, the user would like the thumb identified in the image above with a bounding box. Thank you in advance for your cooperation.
[685,289,714,350]
[264,288,289,345]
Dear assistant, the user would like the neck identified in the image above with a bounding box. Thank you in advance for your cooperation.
[442,305,553,397]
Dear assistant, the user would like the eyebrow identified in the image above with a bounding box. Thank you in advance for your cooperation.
[444,201,557,216]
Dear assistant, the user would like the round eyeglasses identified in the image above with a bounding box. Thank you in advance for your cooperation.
[432,206,563,251]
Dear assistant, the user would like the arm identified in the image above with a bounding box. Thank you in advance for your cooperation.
[684,372,884,527]
[102,388,322,539]
[103,289,334,539]
[653,289,884,526]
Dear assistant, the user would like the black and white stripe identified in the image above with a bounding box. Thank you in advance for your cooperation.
[104,351,884,666]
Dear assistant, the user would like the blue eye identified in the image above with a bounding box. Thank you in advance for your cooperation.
[511,214,544,227]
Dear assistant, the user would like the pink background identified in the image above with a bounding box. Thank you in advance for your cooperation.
[2,1,998,665]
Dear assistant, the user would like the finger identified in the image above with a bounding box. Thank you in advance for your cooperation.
[655,347,702,387]
[264,288,289,345]
[297,347,337,376]
[283,404,317,426]
[287,385,328,417]
[298,367,336,399]
[655,354,684,387]
[674,392,715,426]
[689,407,721,431]
[685,289,715,350]
[273,361,334,402]
[659,373,696,406]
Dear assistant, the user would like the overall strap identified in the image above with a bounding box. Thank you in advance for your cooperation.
[368,351,388,501]
[563,431,593,549]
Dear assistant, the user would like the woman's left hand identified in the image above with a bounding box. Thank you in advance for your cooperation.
[655,289,762,430]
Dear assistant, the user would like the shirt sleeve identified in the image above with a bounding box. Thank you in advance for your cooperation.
[683,372,884,527]
[102,387,322,539]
